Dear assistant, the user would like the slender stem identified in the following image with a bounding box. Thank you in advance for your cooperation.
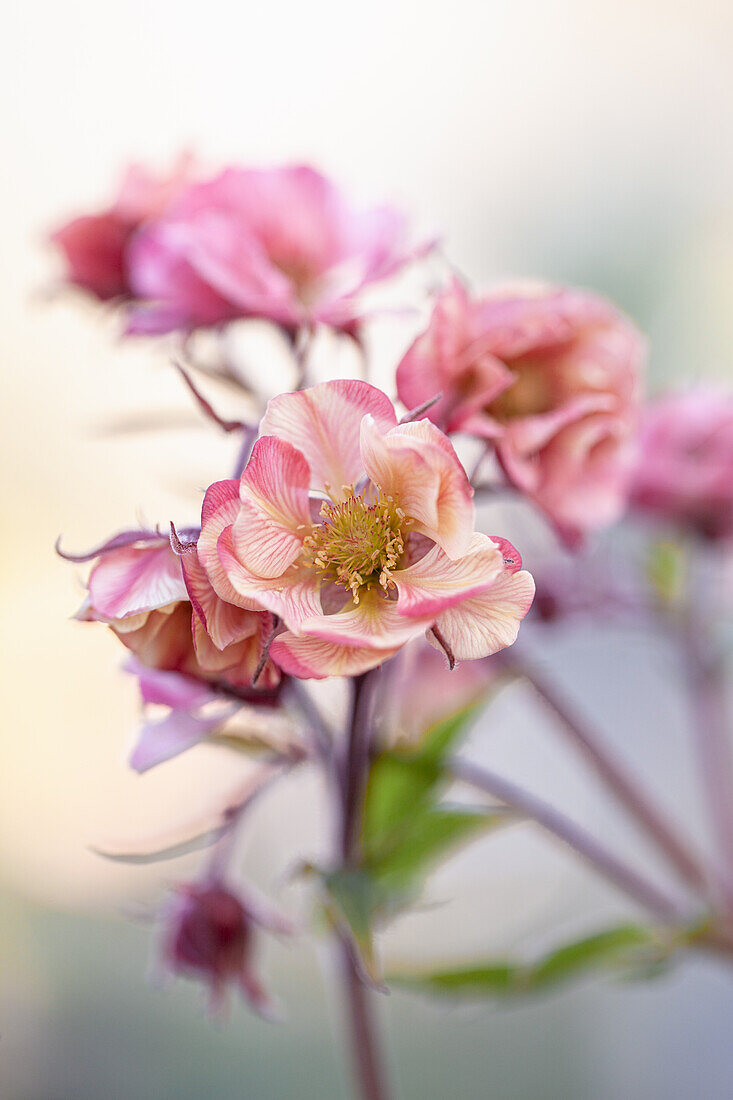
[682,606,733,911]
[499,650,709,896]
[451,757,688,924]
[231,422,258,478]
[336,671,392,1100]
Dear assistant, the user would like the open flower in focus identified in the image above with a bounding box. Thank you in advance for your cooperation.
[161,878,290,1016]
[125,165,428,337]
[396,279,645,545]
[197,380,534,679]
[631,388,733,542]
[50,155,194,301]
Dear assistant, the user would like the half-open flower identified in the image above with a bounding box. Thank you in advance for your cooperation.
[197,380,534,679]
[125,164,429,337]
[63,529,281,691]
[396,278,645,545]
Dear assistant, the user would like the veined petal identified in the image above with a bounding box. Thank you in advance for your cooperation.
[197,480,261,611]
[431,568,535,660]
[260,380,397,498]
[89,542,187,619]
[235,436,311,578]
[360,416,473,558]
[181,545,261,650]
[298,587,431,649]
[269,631,398,680]
[394,533,505,618]
[218,525,321,629]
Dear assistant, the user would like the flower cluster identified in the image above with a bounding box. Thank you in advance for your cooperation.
[59,156,707,1024]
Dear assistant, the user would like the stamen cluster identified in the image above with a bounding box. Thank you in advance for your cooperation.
[303,489,409,602]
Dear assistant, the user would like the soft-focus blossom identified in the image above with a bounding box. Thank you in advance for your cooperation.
[71,531,280,689]
[631,388,733,542]
[396,278,645,545]
[161,879,289,1016]
[125,165,428,337]
[197,380,534,679]
[50,155,193,300]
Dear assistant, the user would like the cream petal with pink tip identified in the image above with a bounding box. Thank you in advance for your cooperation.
[394,533,505,618]
[217,526,321,629]
[260,380,397,498]
[432,567,536,660]
[269,631,399,679]
[88,542,188,620]
[360,416,473,559]
[234,436,312,578]
[297,588,433,650]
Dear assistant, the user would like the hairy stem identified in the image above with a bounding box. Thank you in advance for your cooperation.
[336,671,392,1100]
[451,756,689,924]
[500,650,709,896]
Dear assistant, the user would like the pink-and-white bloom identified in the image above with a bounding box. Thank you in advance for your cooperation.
[197,380,534,679]
[125,165,429,337]
[396,279,645,545]
[51,155,194,301]
[66,530,280,691]
[631,388,733,542]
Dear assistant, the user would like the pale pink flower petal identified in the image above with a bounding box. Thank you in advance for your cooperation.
[234,436,311,578]
[297,588,433,649]
[360,416,474,558]
[394,533,505,618]
[197,480,263,611]
[88,542,187,620]
[432,568,536,660]
[269,631,399,679]
[217,525,321,629]
[130,706,229,773]
[260,380,397,497]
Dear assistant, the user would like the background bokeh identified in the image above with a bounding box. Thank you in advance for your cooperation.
[2,1,733,1096]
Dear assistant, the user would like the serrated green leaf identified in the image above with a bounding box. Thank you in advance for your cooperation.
[419,701,484,763]
[390,923,676,999]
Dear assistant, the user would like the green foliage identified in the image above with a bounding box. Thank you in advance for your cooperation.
[320,702,508,982]
[646,540,686,603]
[390,923,679,999]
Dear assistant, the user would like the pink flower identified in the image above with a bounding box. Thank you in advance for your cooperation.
[161,879,287,1016]
[125,165,428,337]
[631,388,733,541]
[50,155,193,301]
[197,380,534,679]
[396,279,645,545]
[66,530,280,690]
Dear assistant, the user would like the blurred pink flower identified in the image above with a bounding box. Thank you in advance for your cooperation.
[50,155,193,301]
[125,165,428,337]
[396,278,645,545]
[631,388,733,541]
[161,879,288,1016]
[197,380,534,679]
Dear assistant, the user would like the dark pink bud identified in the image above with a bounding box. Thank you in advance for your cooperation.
[164,881,271,1015]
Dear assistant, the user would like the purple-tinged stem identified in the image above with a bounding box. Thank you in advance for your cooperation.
[336,671,392,1100]
[682,608,733,912]
[451,757,689,924]
[499,650,709,897]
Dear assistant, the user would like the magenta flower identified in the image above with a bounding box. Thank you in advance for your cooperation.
[50,155,193,301]
[631,388,733,541]
[125,165,428,337]
[161,880,284,1016]
[196,380,534,679]
[68,531,280,690]
[396,278,645,545]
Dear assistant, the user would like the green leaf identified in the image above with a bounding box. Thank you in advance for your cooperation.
[321,868,387,985]
[390,923,675,999]
[646,540,686,603]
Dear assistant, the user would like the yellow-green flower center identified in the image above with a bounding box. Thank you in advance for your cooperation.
[302,490,409,602]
